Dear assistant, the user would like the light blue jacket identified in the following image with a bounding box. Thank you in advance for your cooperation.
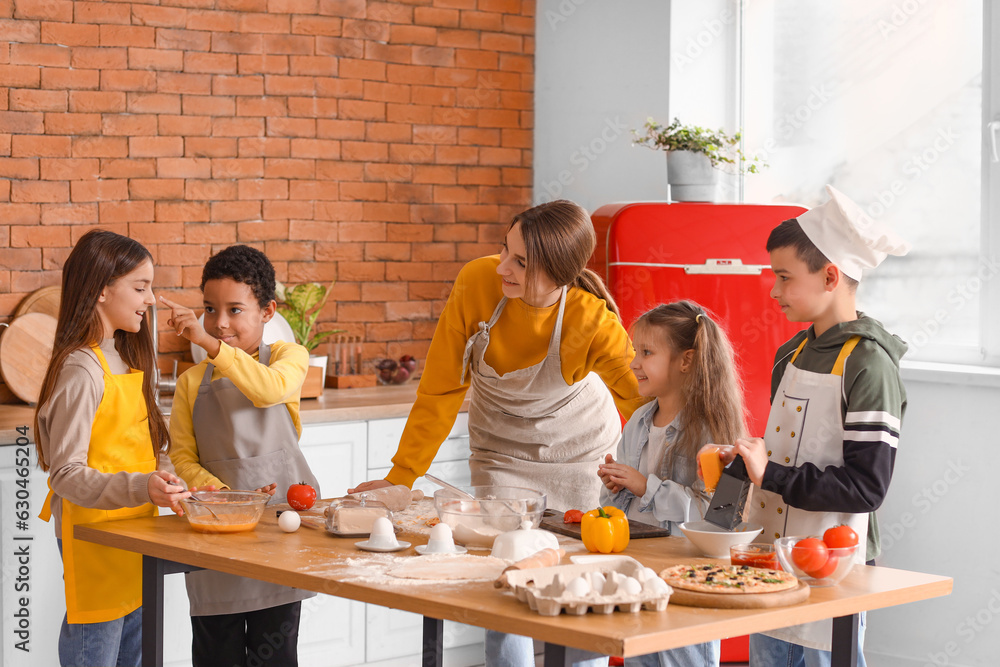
[599,400,711,534]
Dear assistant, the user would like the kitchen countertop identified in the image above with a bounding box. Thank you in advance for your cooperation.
[0,383,459,445]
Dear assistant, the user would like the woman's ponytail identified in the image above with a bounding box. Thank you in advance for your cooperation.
[574,268,621,320]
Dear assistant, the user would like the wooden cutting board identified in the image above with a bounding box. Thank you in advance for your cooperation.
[668,579,810,609]
[540,509,670,540]
[14,286,61,319]
[0,313,57,404]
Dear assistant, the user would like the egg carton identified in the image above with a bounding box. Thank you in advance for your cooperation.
[504,557,671,617]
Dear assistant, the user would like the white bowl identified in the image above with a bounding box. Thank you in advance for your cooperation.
[677,521,763,558]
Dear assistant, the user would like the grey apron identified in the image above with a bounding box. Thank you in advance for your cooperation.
[185,343,319,616]
[461,288,622,512]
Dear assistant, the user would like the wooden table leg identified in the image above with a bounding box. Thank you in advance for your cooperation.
[422,616,443,667]
[544,643,569,666]
[141,556,203,667]
[831,613,859,667]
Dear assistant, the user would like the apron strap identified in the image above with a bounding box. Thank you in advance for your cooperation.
[789,335,862,375]
[39,479,54,522]
[831,335,862,376]
[789,338,808,364]
[461,297,508,384]
[90,344,113,375]
[546,286,568,357]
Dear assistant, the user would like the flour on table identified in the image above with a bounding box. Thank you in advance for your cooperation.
[387,554,507,581]
[392,497,440,537]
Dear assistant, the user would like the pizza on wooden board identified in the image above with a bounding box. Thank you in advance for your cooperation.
[660,564,798,594]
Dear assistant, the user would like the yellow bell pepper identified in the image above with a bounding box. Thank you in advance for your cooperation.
[580,506,630,553]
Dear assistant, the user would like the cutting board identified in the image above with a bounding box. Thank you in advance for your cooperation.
[0,313,57,404]
[669,579,810,609]
[540,509,670,540]
[14,286,61,319]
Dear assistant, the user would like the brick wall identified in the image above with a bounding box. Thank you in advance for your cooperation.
[0,0,535,400]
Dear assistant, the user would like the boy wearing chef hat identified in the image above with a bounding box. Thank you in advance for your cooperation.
[706,185,910,667]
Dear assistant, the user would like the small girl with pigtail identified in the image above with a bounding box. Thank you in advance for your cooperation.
[598,300,747,667]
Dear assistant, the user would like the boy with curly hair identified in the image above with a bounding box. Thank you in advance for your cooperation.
[163,244,320,667]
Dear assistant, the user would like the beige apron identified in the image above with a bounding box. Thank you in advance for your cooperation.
[185,343,318,616]
[751,336,868,651]
[461,288,621,512]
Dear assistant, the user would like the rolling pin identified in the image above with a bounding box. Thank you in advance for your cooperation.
[494,548,566,588]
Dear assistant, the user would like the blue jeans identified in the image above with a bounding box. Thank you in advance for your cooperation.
[57,538,142,667]
[625,640,720,667]
[749,612,867,667]
[485,630,609,667]
[58,606,142,667]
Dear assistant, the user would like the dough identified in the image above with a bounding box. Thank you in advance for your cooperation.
[388,555,507,581]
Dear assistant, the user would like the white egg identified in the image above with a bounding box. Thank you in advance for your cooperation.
[428,522,453,542]
[278,510,300,533]
[589,571,606,589]
[370,516,394,537]
[620,576,642,596]
[564,576,592,598]
[639,567,658,582]
[643,576,670,596]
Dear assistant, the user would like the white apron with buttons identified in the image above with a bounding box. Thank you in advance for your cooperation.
[750,335,868,651]
[461,287,621,513]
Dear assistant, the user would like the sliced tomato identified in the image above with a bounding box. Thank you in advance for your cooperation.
[791,537,829,573]
[823,524,859,549]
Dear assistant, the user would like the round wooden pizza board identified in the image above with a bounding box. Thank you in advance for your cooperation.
[0,313,57,404]
[669,580,810,609]
[14,285,61,319]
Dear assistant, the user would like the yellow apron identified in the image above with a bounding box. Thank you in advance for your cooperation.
[40,345,158,624]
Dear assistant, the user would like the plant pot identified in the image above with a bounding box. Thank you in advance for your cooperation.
[666,150,720,202]
[308,353,328,378]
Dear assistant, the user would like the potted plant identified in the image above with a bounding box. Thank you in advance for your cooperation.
[275,281,343,382]
[631,117,765,202]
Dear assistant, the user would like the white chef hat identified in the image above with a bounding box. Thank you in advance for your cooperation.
[796,185,911,281]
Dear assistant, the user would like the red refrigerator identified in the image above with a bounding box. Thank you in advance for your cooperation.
[591,201,808,436]
[591,202,808,664]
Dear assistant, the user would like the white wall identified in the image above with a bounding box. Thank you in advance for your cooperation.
[864,369,1000,667]
[533,0,672,212]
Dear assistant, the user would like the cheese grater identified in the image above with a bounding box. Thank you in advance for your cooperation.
[704,456,752,531]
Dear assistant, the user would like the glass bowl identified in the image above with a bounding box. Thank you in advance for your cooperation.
[433,486,546,549]
[730,542,781,570]
[180,491,270,534]
[774,536,859,587]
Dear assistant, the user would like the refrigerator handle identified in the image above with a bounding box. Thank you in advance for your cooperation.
[610,259,767,275]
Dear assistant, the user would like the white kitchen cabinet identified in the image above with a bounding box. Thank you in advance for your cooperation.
[0,442,63,667]
[364,414,484,666]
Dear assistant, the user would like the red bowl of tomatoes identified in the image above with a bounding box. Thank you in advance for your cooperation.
[774,533,860,587]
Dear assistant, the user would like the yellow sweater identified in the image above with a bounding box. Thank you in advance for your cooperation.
[386,255,647,487]
[169,339,309,490]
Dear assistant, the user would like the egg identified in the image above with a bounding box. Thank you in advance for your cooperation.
[588,571,606,589]
[643,576,671,596]
[278,510,301,533]
[639,567,658,582]
[620,576,642,596]
[564,576,592,598]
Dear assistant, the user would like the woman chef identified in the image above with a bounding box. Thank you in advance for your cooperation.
[350,199,647,667]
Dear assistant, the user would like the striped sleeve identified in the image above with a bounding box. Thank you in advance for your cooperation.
[844,411,900,449]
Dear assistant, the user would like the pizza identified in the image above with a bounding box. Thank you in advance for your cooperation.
[660,563,798,595]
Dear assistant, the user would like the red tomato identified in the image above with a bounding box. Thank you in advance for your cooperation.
[806,554,840,579]
[563,509,584,524]
[287,482,316,511]
[792,537,829,573]
[823,524,859,549]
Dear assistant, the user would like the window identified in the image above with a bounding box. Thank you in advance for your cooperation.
[740,1,998,365]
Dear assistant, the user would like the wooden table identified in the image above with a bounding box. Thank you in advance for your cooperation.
[76,512,951,667]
